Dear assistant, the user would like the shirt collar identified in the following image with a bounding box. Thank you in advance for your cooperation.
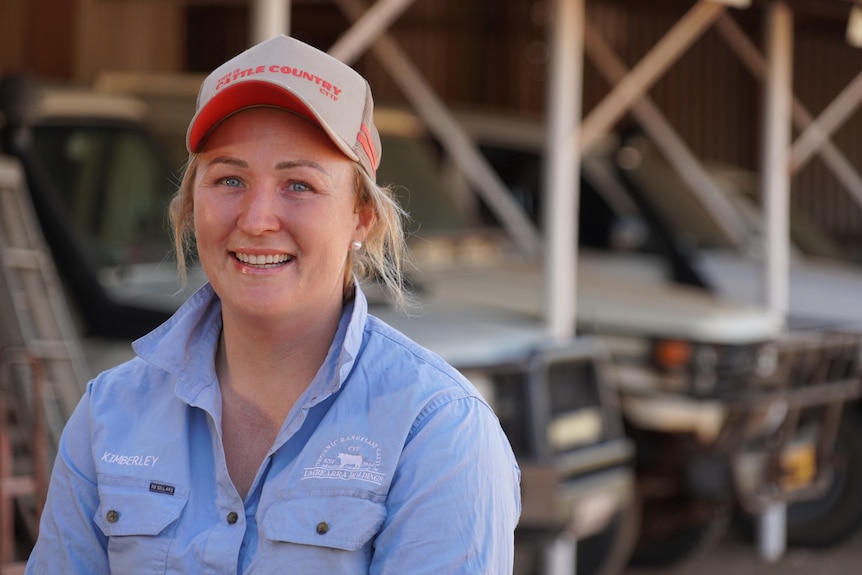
[132,280,370,404]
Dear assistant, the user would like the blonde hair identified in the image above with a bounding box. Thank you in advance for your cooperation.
[168,155,410,311]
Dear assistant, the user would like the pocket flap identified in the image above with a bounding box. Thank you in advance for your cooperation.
[262,494,385,551]
[94,475,187,537]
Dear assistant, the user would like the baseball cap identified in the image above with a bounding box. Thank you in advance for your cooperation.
[186,34,381,179]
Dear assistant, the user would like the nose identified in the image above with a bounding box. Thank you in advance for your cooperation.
[237,184,280,235]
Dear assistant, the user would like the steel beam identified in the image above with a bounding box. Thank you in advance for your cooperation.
[333,0,544,259]
[790,69,862,174]
[328,0,415,64]
[583,24,751,249]
[716,14,862,208]
[579,0,726,153]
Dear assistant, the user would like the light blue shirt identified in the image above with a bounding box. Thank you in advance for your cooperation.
[26,283,521,574]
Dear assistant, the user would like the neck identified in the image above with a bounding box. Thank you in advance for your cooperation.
[219,303,342,394]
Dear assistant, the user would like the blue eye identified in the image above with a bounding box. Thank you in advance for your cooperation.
[220,176,242,187]
[289,181,312,192]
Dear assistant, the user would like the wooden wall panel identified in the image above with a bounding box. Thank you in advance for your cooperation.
[74,0,184,83]
[0,0,75,79]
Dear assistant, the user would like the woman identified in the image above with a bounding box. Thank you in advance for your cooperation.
[26,35,521,573]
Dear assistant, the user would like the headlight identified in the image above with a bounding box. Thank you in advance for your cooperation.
[651,339,773,398]
[754,343,779,378]
[461,345,615,459]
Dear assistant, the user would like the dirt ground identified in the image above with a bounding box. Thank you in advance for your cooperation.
[624,527,862,575]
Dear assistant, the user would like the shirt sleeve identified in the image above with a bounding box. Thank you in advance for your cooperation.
[370,395,521,574]
[26,384,110,574]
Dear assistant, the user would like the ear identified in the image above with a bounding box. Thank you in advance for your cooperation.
[353,202,376,243]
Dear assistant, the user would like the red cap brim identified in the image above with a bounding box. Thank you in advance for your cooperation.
[187,80,316,152]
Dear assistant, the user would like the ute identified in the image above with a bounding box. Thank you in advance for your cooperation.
[0,74,637,574]
[444,108,862,565]
[614,132,862,550]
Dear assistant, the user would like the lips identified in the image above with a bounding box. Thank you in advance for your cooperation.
[233,252,294,267]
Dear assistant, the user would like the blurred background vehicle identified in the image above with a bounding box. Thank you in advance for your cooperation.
[614,132,862,550]
[435,107,862,566]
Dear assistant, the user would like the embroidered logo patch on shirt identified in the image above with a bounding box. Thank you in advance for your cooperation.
[302,435,385,486]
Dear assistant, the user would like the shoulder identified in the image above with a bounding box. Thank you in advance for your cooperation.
[361,314,476,394]
[85,356,179,414]
[354,314,502,430]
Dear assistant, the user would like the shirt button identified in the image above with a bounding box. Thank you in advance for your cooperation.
[227,511,239,525]
[316,521,329,535]
[106,510,120,523]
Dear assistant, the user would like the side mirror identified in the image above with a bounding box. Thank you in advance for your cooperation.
[609,215,648,251]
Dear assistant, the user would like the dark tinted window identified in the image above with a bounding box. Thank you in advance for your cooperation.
[31,124,176,267]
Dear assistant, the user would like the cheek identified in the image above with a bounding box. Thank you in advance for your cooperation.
[192,190,224,227]
[191,197,223,249]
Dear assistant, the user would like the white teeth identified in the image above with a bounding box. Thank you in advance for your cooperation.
[235,252,292,266]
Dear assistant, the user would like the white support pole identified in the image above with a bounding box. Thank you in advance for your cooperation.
[760,1,792,318]
[544,532,577,575]
[544,0,584,341]
[250,0,290,44]
[759,501,787,563]
[758,2,793,560]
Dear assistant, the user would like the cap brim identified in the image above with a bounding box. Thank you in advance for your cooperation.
[186,79,359,162]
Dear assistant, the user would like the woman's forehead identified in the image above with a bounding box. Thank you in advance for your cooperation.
[204,107,341,156]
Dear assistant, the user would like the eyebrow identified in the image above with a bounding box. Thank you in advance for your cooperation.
[206,157,330,175]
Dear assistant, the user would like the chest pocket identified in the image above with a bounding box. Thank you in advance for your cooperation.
[94,475,188,573]
[262,493,386,552]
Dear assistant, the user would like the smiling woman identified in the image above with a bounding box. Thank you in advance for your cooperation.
[26,35,521,575]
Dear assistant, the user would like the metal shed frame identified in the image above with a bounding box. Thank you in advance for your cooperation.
[251,0,862,565]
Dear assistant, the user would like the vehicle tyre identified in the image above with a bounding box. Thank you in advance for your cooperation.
[512,495,640,575]
[577,496,640,575]
[735,409,862,548]
[626,499,729,568]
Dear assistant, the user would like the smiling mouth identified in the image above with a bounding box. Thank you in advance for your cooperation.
[234,252,294,268]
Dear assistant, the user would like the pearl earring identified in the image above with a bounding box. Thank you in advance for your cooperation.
[351,241,363,251]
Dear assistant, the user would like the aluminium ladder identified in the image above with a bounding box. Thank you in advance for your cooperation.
[0,154,90,570]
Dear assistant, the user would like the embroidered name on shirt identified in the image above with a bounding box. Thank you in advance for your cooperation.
[101,451,159,467]
[149,482,175,496]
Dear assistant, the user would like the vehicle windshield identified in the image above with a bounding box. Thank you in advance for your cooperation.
[30,123,178,268]
[378,132,468,237]
[376,127,513,273]
[621,136,848,261]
